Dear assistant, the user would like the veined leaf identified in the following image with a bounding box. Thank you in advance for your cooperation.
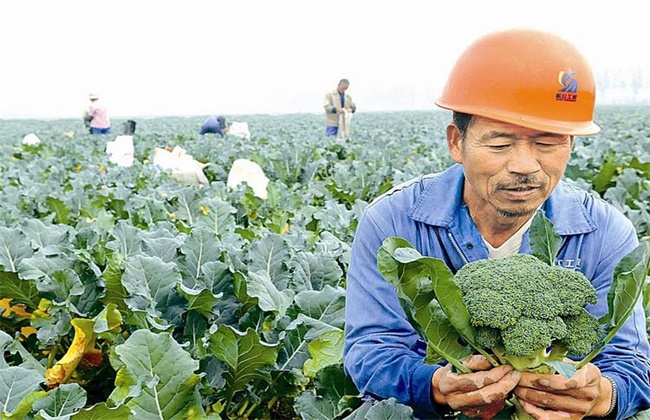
[530,209,561,266]
[0,366,44,416]
[177,283,222,318]
[246,270,294,317]
[0,271,40,309]
[205,325,279,403]
[109,329,204,419]
[179,228,222,285]
[577,239,650,368]
[70,402,132,419]
[248,233,291,288]
[378,238,475,372]
[303,329,344,377]
[291,285,346,341]
[294,365,361,420]
[0,226,33,272]
[33,383,87,418]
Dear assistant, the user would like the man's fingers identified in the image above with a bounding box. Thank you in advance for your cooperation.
[518,363,600,391]
[445,370,521,407]
[462,354,498,371]
[518,398,572,419]
[440,365,517,393]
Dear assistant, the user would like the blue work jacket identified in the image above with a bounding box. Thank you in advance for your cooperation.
[344,164,650,419]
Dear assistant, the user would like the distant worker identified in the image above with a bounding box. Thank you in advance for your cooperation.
[86,93,111,135]
[200,115,228,136]
[324,79,356,138]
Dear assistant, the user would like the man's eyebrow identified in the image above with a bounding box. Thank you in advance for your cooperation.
[480,131,567,140]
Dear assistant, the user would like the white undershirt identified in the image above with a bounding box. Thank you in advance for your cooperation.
[483,216,535,259]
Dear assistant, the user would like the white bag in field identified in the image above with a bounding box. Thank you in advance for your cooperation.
[22,133,41,146]
[227,158,269,199]
[153,146,209,185]
[106,135,135,167]
[228,121,251,140]
[337,109,353,140]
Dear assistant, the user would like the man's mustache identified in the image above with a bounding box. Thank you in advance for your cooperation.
[495,176,546,191]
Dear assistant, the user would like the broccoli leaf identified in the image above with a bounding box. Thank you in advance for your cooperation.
[576,238,650,369]
[530,209,562,266]
[378,238,476,373]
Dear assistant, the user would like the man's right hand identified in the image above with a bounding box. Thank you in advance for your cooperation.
[432,355,521,419]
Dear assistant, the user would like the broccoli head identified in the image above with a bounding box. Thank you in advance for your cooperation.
[454,253,601,371]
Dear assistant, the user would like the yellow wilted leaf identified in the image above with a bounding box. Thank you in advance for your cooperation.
[98,164,106,173]
[62,131,75,138]
[199,204,210,215]
[75,164,83,172]
[20,326,37,338]
[44,318,97,387]
[281,223,290,235]
[31,298,52,320]
[0,298,32,318]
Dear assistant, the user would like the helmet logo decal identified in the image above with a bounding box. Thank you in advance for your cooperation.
[556,71,578,102]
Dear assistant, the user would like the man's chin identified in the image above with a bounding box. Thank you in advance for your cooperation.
[495,206,537,219]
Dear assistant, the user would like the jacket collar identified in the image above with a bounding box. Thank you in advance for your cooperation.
[407,164,596,236]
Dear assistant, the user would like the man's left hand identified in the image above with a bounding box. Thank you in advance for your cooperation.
[514,362,613,419]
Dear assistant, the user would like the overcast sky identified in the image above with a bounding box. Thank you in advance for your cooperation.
[1,0,648,119]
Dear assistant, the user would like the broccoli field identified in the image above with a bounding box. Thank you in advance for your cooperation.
[0,108,649,419]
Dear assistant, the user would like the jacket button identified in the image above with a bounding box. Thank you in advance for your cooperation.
[466,243,474,250]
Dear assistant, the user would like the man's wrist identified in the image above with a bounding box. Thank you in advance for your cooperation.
[600,376,617,418]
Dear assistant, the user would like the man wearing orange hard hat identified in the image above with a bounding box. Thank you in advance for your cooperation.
[344,29,649,419]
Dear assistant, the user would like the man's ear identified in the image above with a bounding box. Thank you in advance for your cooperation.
[447,123,463,164]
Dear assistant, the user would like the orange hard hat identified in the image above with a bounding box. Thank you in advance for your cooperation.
[435,28,600,136]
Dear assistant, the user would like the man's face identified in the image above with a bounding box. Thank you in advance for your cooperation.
[337,83,349,93]
[447,116,573,220]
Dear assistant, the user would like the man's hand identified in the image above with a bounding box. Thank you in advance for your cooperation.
[433,355,521,419]
[513,362,612,419]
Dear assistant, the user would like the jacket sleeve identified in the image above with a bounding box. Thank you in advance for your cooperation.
[323,92,336,113]
[343,204,443,417]
[582,217,650,419]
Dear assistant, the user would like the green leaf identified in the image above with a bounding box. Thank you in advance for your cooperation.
[0,271,40,308]
[293,365,361,420]
[248,233,291,288]
[246,270,295,317]
[0,366,44,416]
[378,238,474,372]
[195,196,237,236]
[289,252,344,292]
[576,239,650,369]
[109,329,204,419]
[205,325,279,403]
[32,383,87,418]
[0,226,33,272]
[177,283,222,318]
[303,330,344,377]
[121,255,182,314]
[99,254,128,311]
[179,228,222,285]
[45,196,72,225]
[530,209,561,266]
[70,402,133,419]
[291,285,346,341]
[364,397,415,419]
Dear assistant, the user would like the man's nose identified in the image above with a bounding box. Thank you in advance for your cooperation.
[506,144,542,175]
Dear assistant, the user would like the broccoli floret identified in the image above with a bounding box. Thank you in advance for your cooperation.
[475,327,503,349]
[455,253,601,371]
[501,316,566,357]
[559,308,602,356]
[548,266,598,315]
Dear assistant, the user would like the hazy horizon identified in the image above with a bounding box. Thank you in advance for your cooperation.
[1,0,649,120]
